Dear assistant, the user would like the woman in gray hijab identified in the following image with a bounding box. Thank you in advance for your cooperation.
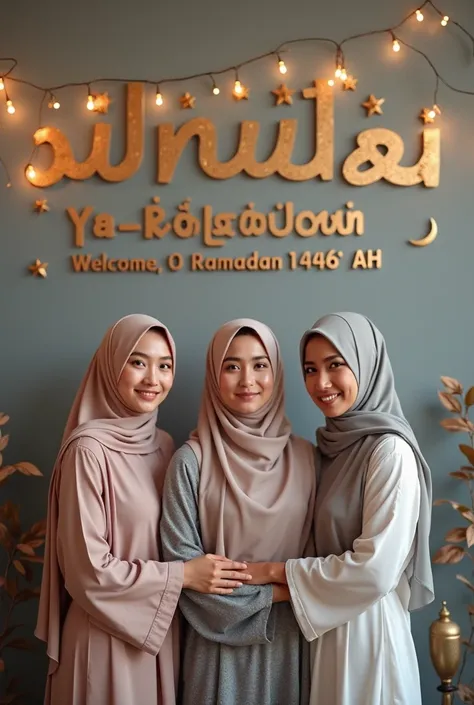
[247,312,434,705]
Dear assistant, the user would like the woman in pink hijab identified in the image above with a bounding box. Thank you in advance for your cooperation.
[36,314,250,705]
[160,319,316,705]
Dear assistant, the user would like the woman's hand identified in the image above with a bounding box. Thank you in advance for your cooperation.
[245,562,287,585]
[272,584,290,603]
[183,554,252,594]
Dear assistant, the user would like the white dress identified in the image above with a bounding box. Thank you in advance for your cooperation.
[286,435,422,705]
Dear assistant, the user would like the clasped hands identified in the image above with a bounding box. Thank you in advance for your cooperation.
[183,555,288,601]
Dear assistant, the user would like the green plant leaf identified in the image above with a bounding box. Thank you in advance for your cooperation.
[438,391,462,413]
[30,519,46,537]
[433,545,465,564]
[465,386,474,407]
[441,376,463,394]
[460,444,474,466]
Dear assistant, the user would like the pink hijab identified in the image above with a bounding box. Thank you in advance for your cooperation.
[188,318,315,563]
[35,314,175,674]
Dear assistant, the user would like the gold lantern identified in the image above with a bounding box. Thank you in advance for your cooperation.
[429,601,462,705]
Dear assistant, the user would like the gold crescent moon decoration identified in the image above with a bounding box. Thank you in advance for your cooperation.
[409,217,438,247]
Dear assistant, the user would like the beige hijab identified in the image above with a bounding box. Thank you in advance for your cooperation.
[188,318,315,563]
[35,314,176,673]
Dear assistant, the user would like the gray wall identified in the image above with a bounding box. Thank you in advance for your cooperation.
[1,0,473,701]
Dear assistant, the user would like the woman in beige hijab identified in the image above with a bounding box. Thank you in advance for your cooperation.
[160,318,316,705]
[36,314,250,705]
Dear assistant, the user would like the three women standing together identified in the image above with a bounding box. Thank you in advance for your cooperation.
[36,311,434,705]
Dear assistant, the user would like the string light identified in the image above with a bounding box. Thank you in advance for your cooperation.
[25,164,36,180]
[210,75,220,95]
[2,1,474,185]
[430,104,441,118]
[155,85,164,106]
[277,55,287,75]
[48,94,60,109]
[5,88,15,115]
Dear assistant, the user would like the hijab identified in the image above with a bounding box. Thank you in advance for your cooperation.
[188,318,315,563]
[300,312,434,611]
[36,314,176,673]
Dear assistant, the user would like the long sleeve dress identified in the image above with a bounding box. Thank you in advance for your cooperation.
[160,443,311,705]
[286,435,422,705]
[47,431,183,705]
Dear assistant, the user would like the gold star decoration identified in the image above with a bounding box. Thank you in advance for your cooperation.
[28,259,48,278]
[362,94,385,117]
[34,199,49,214]
[92,93,110,114]
[233,84,249,101]
[179,92,196,109]
[343,75,358,91]
[419,106,440,124]
[271,83,295,106]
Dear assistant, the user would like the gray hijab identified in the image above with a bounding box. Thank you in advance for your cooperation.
[301,312,434,611]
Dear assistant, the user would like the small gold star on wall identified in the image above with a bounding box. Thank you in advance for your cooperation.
[232,82,249,101]
[179,92,196,109]
[362,94,385,116]
[28,259,48,278]
[343,75,358,91]
[34,199,49,213]
[271,84,295,105]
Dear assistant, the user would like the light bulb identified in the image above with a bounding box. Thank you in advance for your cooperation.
[328,79,335,87]
[278,59,287,75]
[428,109,436,119]
[335,66,342,78]
[155,91,163,106]
[340,69,347,81]
[234,80,243,94]
[53,100,60,110]
[0,78,4,91]
[441,15,449,26]
[6,99,15,115]
[86,95,95,111]
[26,164,36,180]
[212,86,220,95]
[392,39,401,52]
[416,9,424,22]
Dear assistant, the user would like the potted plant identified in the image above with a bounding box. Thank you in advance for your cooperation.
[0,413,46,704]
[433,377,474,704]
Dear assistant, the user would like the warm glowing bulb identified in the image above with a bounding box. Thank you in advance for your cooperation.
[340,69,347,81]
[335,66,342,78]
[328,79,335,87]
[212,86,220,95]
[26,164,36,180]
[234,80,242,94]
[53,101,60,110]
[155,92,163,106]
[87,95,95,111]
[6,99,15,115]
[0,78,4,91]
[428,109,436,119]
[392,39,401,52]
[416,9,424,21]
[441,15,449,26]
[278,60,287,75]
